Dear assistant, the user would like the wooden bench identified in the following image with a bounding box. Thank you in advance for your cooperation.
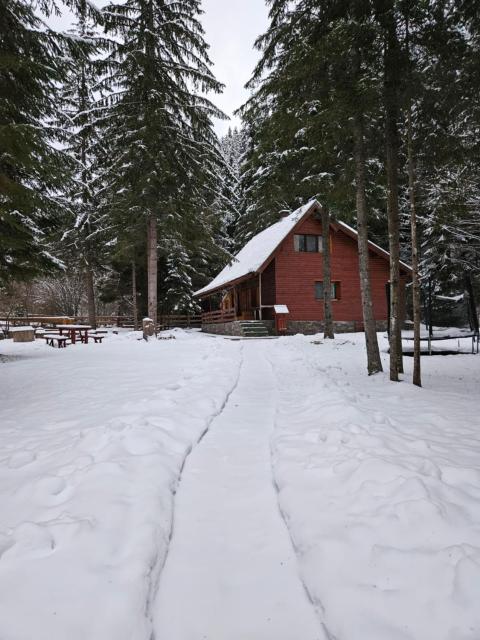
[42,334,69,348]
[86,330,105,344]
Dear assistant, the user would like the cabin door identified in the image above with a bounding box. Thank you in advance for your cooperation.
[238,289,248,314]
[238,286,257,319]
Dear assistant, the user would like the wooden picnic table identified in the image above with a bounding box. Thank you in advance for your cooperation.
[56,324,91,345]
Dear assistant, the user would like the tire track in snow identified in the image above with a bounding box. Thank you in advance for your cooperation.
[145,343,244,640]
[151,341,321,640]
[265,348,337,640]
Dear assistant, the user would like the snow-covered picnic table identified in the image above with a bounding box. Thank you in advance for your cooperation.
[56,324,91,344]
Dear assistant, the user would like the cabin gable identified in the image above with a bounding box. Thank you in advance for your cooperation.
[272,212,391,323]
[197,199,410,333]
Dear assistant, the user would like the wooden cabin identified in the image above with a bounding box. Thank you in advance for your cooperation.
[195,199,411,335]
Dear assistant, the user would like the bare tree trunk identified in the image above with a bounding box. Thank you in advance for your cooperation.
[353,111,383,375]
[464,273,479,334]
[85,263,97,329]
[146,214,158,326]
[407,110,421,386]
[382,1,403,381]
[321,206,334,339]
[132,259,138,331]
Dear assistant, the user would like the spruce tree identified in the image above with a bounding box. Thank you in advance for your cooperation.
[374,0,405,381]
[214,127,248,253]
[0,0,88,284]
[59,0,111,328]
[413,1,480,286]
[100,0,224,325]
[241,0,384,373]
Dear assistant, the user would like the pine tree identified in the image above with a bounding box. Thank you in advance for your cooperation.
[162,235,199,314]
[215,127,248,253]
[100,0,224,326]
[403,0,423,387]
[241,0,384,373]
[58,0,112,328]
[375,1,405,380]
[0,0,90,284]
[396,0,480,348]
[414,1,480,287]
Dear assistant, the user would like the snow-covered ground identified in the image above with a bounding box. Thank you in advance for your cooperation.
[1,329,479,640]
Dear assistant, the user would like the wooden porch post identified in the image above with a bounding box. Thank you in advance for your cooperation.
[258,272,263,320]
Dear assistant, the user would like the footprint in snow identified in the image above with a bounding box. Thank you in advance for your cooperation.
[2,522,55,559]
[165,382,182,391]
[32,476,72,506]
[0,534,15,560]
[7,450,36,469]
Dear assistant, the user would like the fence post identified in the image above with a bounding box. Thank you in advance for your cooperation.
[143,317,155,341]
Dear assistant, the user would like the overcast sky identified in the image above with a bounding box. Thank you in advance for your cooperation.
[201,0,269,135]
[50,0,269,137]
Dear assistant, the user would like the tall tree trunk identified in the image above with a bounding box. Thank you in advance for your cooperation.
[407,106,421,386]
[147,214,158,326]
[382,0,403,381]
[321,206,334,339]
[464,273,479,334]
[405,14,421,387]
[78,8,96,332]
[85,261,96,329]
[353,111,383,375]
[132,259,138,331]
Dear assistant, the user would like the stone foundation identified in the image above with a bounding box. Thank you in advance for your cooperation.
[202,319,387,337]
[286,320,388,335]
[202,321,244,336]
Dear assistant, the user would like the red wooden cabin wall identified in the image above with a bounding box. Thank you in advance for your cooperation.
[272,215,401,323]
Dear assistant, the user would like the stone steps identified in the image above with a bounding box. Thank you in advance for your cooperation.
[239,321,270,338]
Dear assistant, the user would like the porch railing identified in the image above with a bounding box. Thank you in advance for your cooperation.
[201,309,236,324]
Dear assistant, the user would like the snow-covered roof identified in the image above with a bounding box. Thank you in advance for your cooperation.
[195,198,411,297]
[195,200,319,297]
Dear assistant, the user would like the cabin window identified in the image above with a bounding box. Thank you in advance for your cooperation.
[315,281,340,300]
[294,234,323,253]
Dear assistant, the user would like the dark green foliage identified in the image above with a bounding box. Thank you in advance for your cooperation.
[0,0,99,284]
[56,1,113,300]
[1,0,72,282]
[212,127,248,254]
[96,0,227,310]
[238,0,388,246]
[100,0,224,224]
[240,0,480,286]
[403,1,480,284]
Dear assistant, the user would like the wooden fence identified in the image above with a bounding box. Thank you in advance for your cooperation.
[0,314,202,329]
[201,309,236,324]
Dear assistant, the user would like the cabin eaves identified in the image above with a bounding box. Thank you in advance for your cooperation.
[194,199,411,298]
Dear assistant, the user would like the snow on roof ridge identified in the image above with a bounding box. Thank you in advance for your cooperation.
[195,199,320,297]
[195,200,411,298]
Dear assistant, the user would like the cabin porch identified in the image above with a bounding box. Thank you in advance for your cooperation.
[200,275,275,326]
